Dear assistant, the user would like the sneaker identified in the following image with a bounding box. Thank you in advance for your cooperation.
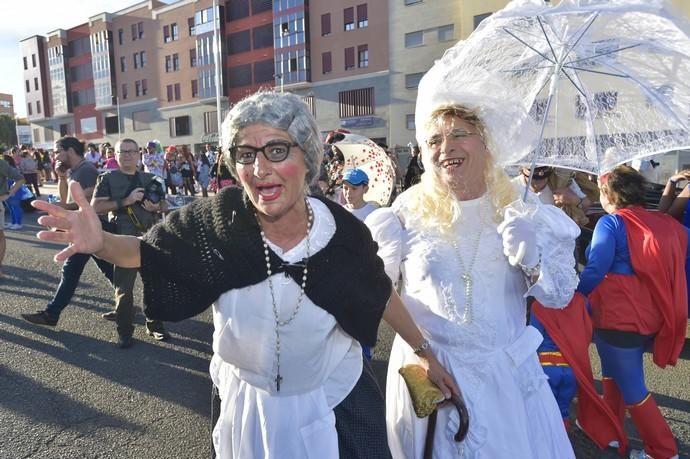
[101,310,117,321]
[3,223,11,229]
[146,322,170,341]
[117,334,133,349]
[9,224,22,230]
[21,311,58,326]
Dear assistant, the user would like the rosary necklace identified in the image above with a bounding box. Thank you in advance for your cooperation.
[450,202,485,324]
[258,200,313,392]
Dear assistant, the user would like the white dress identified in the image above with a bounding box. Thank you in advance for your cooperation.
[209,197,363,458]
[366,190,579,459]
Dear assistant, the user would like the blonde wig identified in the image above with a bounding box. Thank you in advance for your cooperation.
[405,105,516,237]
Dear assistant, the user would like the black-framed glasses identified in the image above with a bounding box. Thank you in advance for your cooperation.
[230,140,298,165]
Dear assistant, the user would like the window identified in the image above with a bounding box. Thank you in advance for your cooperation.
[252,24,273,49]
[338,87,374,118]
[170,115,191,137]
[70,63,93,82]
[72,88,95,106]
[140,51,146,68]
[473,13,491,30]
[44,127,54,142]
[357,4,368,28]
[36,101,41,114]
[166,84,173,102]
[228,64,252,87]
[405,31,424,48]
[229,30,251,54]
[406,114,416,130]
[23,57,27,70]
[120,56,126,72]
[191,79,198,98]
[122,83,128,100]
[164,25,170,43]
[321,13,331,36]
[405,72,424,88]
[32,54,36,67]
[172,23,179,41]
[345,47,355,70]
[204,111,218,134]
[105,115,119,134]
[27,102,32,115]
[118,28,123,45]
[344,7,355,31]
[358,45,368,68]
[131,24,137,41]
[251,0,271,14]
[322,52,332,74]
[134,52,139,69]
[135,80,142,97]
[438,24,454,42]
[187,17,195,36]
[59,123,70,137]
[174,83,181,100]
[173,53,180,71]
[33,128,40,143]
[253,59,274,84]
[190,48,197,67]
[138,22,144,39]
[133,110,150,131]
[80,117,97,134]
[228,0,249,20]
[25,80,30,93]
[165,55,172,73]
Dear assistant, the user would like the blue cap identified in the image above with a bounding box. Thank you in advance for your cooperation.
[343,168,369,186]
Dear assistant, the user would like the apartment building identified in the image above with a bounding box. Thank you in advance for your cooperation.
[0,94,14,116]
[300,0,389,143]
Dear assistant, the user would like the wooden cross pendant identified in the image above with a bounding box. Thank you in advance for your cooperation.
[275,372,283,392]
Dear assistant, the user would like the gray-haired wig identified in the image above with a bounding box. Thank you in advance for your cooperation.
[221,91,322,186]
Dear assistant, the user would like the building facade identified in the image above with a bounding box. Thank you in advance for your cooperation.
[0,93,14,116]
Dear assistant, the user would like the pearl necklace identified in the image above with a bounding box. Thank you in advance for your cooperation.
[258,200,314,392]
[450,202,485,324]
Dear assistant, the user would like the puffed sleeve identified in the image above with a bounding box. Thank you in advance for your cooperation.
[522,202,581,308]
[365,207,405,287]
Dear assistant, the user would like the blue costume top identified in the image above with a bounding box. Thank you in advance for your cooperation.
[577,213,690,310]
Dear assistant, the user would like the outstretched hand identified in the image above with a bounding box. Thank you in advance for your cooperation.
[32,181,105,263]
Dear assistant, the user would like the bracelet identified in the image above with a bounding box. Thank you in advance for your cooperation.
[519,258,541,279]
[413,340,431,356]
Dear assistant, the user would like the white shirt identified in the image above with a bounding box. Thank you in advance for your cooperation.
[209,197,362,458]
[347,202,377,222]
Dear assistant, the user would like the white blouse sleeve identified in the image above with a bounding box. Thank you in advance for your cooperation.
[525,203,581,308]
[365,208,405,287]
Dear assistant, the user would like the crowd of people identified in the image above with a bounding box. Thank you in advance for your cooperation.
[1,80,688,458]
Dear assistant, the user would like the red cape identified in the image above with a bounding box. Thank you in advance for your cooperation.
[615,207,688,367]
[533,294,627,454]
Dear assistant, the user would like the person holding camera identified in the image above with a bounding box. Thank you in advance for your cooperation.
[91,138,169,348]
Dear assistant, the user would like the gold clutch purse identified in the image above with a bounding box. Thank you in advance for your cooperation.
[399,364,470,444]
[398,364,447,418]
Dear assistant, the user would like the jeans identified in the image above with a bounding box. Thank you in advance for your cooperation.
[6,194,22,225]
[45,252,114,319]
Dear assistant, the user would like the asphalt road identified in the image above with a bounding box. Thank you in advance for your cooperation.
[1,190,689,458]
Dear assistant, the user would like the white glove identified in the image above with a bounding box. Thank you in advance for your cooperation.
[497,208,540,268]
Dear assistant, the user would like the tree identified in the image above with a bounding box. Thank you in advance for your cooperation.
[0,114,17,148]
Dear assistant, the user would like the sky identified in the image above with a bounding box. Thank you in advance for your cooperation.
[0,0,174,118]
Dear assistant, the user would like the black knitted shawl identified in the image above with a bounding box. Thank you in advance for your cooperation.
[139,187,391,347]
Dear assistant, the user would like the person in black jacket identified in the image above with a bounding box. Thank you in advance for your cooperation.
[403,144,424,190]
